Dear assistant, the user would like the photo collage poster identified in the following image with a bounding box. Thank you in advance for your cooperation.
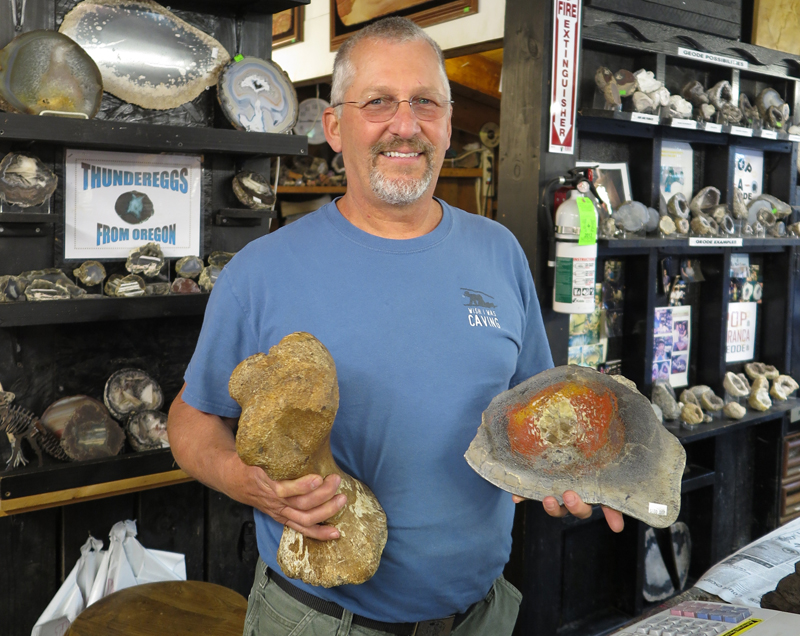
[653,306,691,387]
[660,141,694,202]
[568,284,607,368]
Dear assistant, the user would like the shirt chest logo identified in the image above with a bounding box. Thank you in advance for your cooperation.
[462,288,501,329]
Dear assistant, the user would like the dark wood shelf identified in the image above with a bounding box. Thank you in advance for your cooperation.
[0,294,209,328]
[0,213,57,224]
[167,0,308,14]
[0,112,308,157]
[665,398,800,443]
[0,448,190,516]
[578,110,796,152]
[598,237,800,256]
[681,465,716,493]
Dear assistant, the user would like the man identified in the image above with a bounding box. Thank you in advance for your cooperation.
[168,17,623,636]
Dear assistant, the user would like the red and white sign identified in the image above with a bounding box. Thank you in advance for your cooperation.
[549,0,582,155]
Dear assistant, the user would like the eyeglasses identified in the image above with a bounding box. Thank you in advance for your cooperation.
[333,95,454,122]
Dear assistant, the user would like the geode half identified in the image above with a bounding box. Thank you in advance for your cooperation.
[103,368,164,421]
[465,365,685,527]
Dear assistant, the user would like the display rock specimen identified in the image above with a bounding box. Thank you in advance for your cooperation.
[208,251,235,268]
[668,95,693,119]
[175,255,204,280]
[690,216,712,235]
[170,277,201,294]
[699,391,724,412]
[689,187,721,217]
[198,265,221,291]
[658,216,676,236]
[73,261,106,286]
[230,332,387,587]
[681,403,704,426]
[749,376,772,411]
[732,189,748,219]
[60,0,230,110]
[745,362,779,380]
[667,193,690,220]
[739,93,760,128]
[60,400,125,461]
[756,88,790,130]
[0,153,58,207]
[0,275,27,302]
[126,410,169,451]
[681,80,709,108]
[723,372,750,397]
[126,243,165,277]
[465,366,685,527]
[723,402,746,419]
[0,30,102,117]
[232,171,276,209]
[145,282,170,296]
[614,201,648,232]
[104,368,164,421]
[24,279,73,301]
[752,193,791,219]
[634,69,662,94]
[771,376,799,401]
[112,274,146,297]
[680,389,699,406]
[652,381,681,421]
[41,395,108,439]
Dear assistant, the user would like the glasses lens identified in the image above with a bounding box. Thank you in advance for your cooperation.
[411,98,445,121]
[361,98,396,122]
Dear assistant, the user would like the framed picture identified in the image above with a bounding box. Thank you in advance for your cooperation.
[273,7,304,49]
[575,161,632,214]
[330,0,478,51]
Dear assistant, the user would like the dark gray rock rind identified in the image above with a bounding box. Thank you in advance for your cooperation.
[465,366,685,528]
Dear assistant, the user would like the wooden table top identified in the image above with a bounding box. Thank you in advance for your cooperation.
[67,580,247,636]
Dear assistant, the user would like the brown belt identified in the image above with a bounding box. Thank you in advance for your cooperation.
[268,567,475,636]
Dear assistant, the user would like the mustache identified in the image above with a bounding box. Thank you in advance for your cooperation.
[370,137,435,158]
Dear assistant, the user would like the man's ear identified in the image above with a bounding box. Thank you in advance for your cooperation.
[323,107,343,152]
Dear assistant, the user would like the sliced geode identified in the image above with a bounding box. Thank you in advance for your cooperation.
[126,243,165,277]
[60,0,231,110]
[723,402,746,419]
[0,275,27,302]
[689,186,720,217]
[126,410,169,451]
[73,260,106,286]
[681,403,704,425]
[771,376,799,401]
[745,362,779,380]
[749,376,772,411]
[233,171,275,209]
[104,368,164,421]
[680,389,699,406]
[41,395,108,439]
[700,391,724,411]
[60,401,125,461]
[175,255,204,280]
[668,193,690,220]
[217,56,298,133]
[198,265,221,291]
[115,191,154,225]
[652,381,681,421]
[171,277,201,294]
[208,251,235,268]
[0,30,102,117]
[104,273,123,296]
[112,274,146,297]
[465,366,686,528]
[24,279,72,301]
[723,372,749,397]
[145,282,170,296]
[0,153,58,208]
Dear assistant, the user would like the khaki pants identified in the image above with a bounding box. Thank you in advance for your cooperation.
[243,559,522,636]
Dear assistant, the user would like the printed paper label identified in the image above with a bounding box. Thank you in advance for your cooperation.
[649,503,668,516]
[704,123,722,133]
[678,47,748,69]
[671,118,697,129]
[730,126,753,137]
[631,112,659,124]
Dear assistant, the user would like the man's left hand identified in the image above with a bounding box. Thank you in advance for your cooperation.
[512,491,624,533]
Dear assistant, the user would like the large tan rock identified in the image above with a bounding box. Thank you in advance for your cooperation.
[229,332,387,587]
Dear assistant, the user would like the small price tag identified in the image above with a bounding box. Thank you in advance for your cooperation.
[671,118,697,129]
[760,130,778,139]
[649,503,668,516]
[730,126,753,137]
[631,112,659,124]
[789,134,800,143]
[704,123,722,133]
[576,197,597,246]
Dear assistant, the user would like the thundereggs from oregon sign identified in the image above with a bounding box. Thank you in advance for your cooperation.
[549,0,582,155]
[65,149,202,260]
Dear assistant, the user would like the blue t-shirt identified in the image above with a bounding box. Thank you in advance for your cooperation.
[183,199,553,622]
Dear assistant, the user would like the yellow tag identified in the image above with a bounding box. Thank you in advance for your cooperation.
[576,197,597,246]
[721,618,763,635]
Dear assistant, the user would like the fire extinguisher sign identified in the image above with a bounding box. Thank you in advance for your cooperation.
[549,0,582,155]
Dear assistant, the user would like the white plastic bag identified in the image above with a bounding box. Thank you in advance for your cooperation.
[31,536,104,636]
[86,520,185,606]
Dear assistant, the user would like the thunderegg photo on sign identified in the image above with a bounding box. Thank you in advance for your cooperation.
[64,149,201,260]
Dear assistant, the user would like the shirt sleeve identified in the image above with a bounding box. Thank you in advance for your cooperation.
[182,266,259,417]
[510,258,554,388]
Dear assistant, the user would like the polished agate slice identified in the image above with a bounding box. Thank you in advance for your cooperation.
[0,30,102,117]
[113,274,146,297]
[104,368,164,420]
[0,153,58,207]
[170,277,201,294]
[126,410,169,451]
[60,0,230,110]
[208,251,235,268]
[145,282,171,296]
[233,171,275,209]
[0,275,27,302]
[24,279,72,301]
[41,395,108,439]
[126,243,164,277]
[217,57,298,133]
[175,255,204,280]
[60,401,125,460]
[73,260,106,286]
[465,366,686,528]
[198,265,221,291]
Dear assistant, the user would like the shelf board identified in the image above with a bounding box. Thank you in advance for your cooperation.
[0,449,191,516]
[598,237,800,256]
[666,398,800,443]
[277,186,347,194]
[578,110,796,151]
[681,465,715,493]
[0,213,57,224]
[558,607,633,636]
[165,0,308,14]
[0,294,209,327]
[0,112,308,157]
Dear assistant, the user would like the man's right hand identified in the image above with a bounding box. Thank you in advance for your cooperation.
[241,465,347,541]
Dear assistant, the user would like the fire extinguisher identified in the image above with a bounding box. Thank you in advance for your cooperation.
[542,168,602,314]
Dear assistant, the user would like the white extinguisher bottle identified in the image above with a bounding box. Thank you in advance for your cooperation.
[552,186,598,314]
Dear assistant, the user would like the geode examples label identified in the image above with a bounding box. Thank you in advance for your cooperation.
[64,149,201,260]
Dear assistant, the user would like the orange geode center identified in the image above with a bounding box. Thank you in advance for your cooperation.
[507,381,620,462]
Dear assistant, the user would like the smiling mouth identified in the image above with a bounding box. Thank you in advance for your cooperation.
[382,151,421,158]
